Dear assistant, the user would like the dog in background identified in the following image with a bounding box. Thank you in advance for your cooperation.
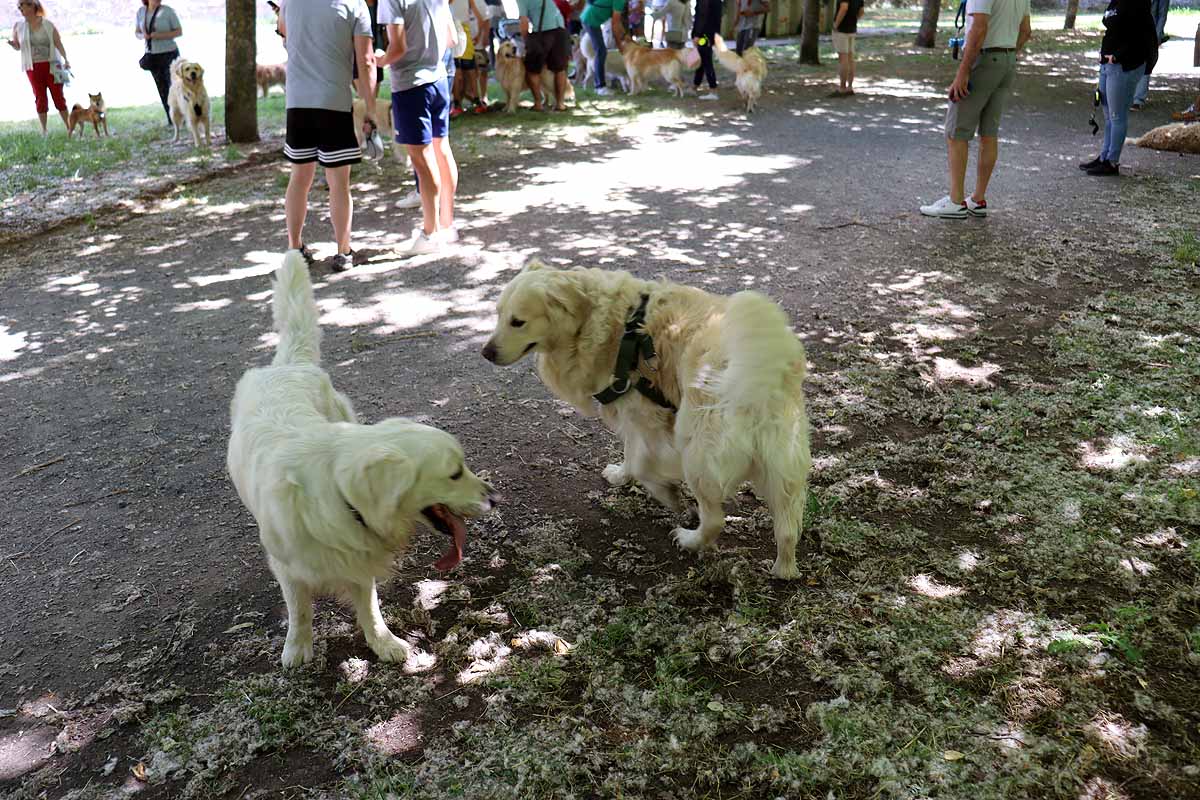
[228,251,499,667]
[67,92,108,138]
[168,58,212,147]
[256,63,287,97]
[579,33,630,93]
[617,41,687,96]
[713,35,767,113]
[482,262,811,580]
[352,96,406,164]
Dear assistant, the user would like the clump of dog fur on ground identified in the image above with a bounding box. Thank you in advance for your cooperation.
[1135,122,1200,154]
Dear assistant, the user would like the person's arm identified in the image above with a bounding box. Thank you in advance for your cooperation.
[611,10,626,43]
[833,1,848,29]
[1016,13,1030,51]
[949,11,987,101]
[353,34,376,119]
[469,0,489,43]
[51,26,68,66]
[8,23,19,50]
[378,21,407,66]
[857,1,864,20]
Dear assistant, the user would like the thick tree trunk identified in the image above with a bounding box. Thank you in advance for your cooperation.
[915,0,941,48]
[1064,0,1080,30]
[226,0,259,144]
[799,0,821,64]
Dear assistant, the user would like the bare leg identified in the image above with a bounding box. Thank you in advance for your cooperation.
[971,135,998,205]
[947,137,969,205]
[527,71,545,110]
[324,164,353,255]
[432,136,457,231]
[37,112,48,135]
[285,161,317,250]
[278,577,315,667]
[554,69,569,110]
[56,108,69,132]
[346,580,410,662]
[406,143,440,236]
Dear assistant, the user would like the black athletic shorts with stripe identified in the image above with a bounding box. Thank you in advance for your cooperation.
[284,108,361,168]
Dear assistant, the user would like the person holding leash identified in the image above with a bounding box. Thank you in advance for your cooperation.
[9,0,71,134]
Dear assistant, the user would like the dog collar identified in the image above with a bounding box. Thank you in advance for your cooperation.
[593,294,677,412]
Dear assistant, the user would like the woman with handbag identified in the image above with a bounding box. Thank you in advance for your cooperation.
[135,0,182,125]
[7,0,71,134]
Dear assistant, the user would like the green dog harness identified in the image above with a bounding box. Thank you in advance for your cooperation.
[593,294,677,412]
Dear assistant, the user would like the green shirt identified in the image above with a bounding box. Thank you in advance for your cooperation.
[580,0,627,29]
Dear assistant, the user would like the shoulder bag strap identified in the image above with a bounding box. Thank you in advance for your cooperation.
[144,7,162,52]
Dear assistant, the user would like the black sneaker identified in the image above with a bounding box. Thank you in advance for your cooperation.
[1085,160,1120,176]
[329,250,357,272]
[1078,157,1103,171]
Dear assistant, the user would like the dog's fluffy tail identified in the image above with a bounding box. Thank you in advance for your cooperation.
[272,250,321,366]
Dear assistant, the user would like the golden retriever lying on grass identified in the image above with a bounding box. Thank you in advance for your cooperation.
[482,262,811,579]
[228,251,498,667]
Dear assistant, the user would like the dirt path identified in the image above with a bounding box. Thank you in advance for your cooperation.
[2,35,1198,800]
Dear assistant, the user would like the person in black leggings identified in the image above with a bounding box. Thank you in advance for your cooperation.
[692,0,722,97]
[136,0,182,125]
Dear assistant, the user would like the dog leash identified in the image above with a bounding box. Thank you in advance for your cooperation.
[593,294,677,411]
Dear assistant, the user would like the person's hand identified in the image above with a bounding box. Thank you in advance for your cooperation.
[948,72,970,102]
[1105,54,1116,64]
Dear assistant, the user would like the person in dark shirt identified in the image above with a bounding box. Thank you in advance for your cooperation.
[1079,0,1158,176]
[831,0,863,96]
[692,0,722,99]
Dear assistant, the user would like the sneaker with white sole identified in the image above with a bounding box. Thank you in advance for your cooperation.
[919,195,968,219]
[395,190,421,209]
[699,92,719,100]
[406,231,441,256]
[965,198,988,217]
[594,86,612,96]
[436,226,460,244]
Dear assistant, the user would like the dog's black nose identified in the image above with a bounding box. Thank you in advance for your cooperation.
[481,341,497,363]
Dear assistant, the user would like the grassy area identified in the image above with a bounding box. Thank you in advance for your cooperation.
[0,94,287,201]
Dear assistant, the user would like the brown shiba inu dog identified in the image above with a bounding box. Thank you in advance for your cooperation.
[68,93,108,138]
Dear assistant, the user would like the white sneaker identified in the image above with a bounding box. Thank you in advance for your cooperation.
[594,86,612,96]
[965,197,988,217]
[395,190,421,209]
[699,92,718,100]
[406,231,441,256]
[919,195,968,219]
[436,225,460,244]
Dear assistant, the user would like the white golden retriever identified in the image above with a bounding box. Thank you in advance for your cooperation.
[228,251,498,667]
[482,263,811,579]
[168,57,211,147]
[713,35,767,114]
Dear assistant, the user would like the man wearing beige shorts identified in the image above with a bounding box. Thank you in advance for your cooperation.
[920,0,1031,219]
[831,0,863,96]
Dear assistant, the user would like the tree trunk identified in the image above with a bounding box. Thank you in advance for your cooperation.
[915,0,941,48]
[1064,0,1080,30]
[226,0,259,144]
[799,0,821,64]
[822,0,836,35]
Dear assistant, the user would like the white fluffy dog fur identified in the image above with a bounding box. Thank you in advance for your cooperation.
[228,252,498,667]
[482,262,811,579]
[168,58,212,147]
[713,35,767,114]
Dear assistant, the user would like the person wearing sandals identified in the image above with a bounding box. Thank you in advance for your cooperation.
[919,0,1031,219]
[9,0,71,134]
[1079,0,1159,176]
[136,0,182,126]
[519,0,571,111]
[278,0,377,272]
[830,0,862,96]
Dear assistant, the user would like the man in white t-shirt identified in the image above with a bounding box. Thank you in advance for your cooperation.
[920,0,1031,220]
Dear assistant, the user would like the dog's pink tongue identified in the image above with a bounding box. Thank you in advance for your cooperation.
[433,508,467,571]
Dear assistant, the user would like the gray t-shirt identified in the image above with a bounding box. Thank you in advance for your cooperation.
[28,23,53,63]
[737,0,768,32]
[136,5,183,54]
[281,0,373,111]
[379,0,450,92]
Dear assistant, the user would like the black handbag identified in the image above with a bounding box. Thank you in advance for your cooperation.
[138,6,162,70]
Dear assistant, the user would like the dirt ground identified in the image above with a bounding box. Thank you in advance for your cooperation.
[2,32,1199,800]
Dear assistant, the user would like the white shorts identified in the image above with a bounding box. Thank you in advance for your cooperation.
[832,31,856,55]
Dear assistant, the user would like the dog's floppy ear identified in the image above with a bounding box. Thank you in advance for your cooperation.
[336,446,419,533]
[521,259,555,274]
[543,270,591,321]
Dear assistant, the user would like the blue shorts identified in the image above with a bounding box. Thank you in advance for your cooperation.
[392,80,450,146]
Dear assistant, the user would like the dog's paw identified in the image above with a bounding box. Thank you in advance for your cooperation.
[370,634,412,663]
[281,640,314,668]
[770,559,801,580]
[602,463,630,486]
[672,526,714,553]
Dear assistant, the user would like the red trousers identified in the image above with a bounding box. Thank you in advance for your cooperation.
[26,60,67,115]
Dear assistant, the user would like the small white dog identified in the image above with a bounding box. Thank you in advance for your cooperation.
[228,251,498,667]
[713,36,767,114]
[482,263,811,579]
[168,57,211,147]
